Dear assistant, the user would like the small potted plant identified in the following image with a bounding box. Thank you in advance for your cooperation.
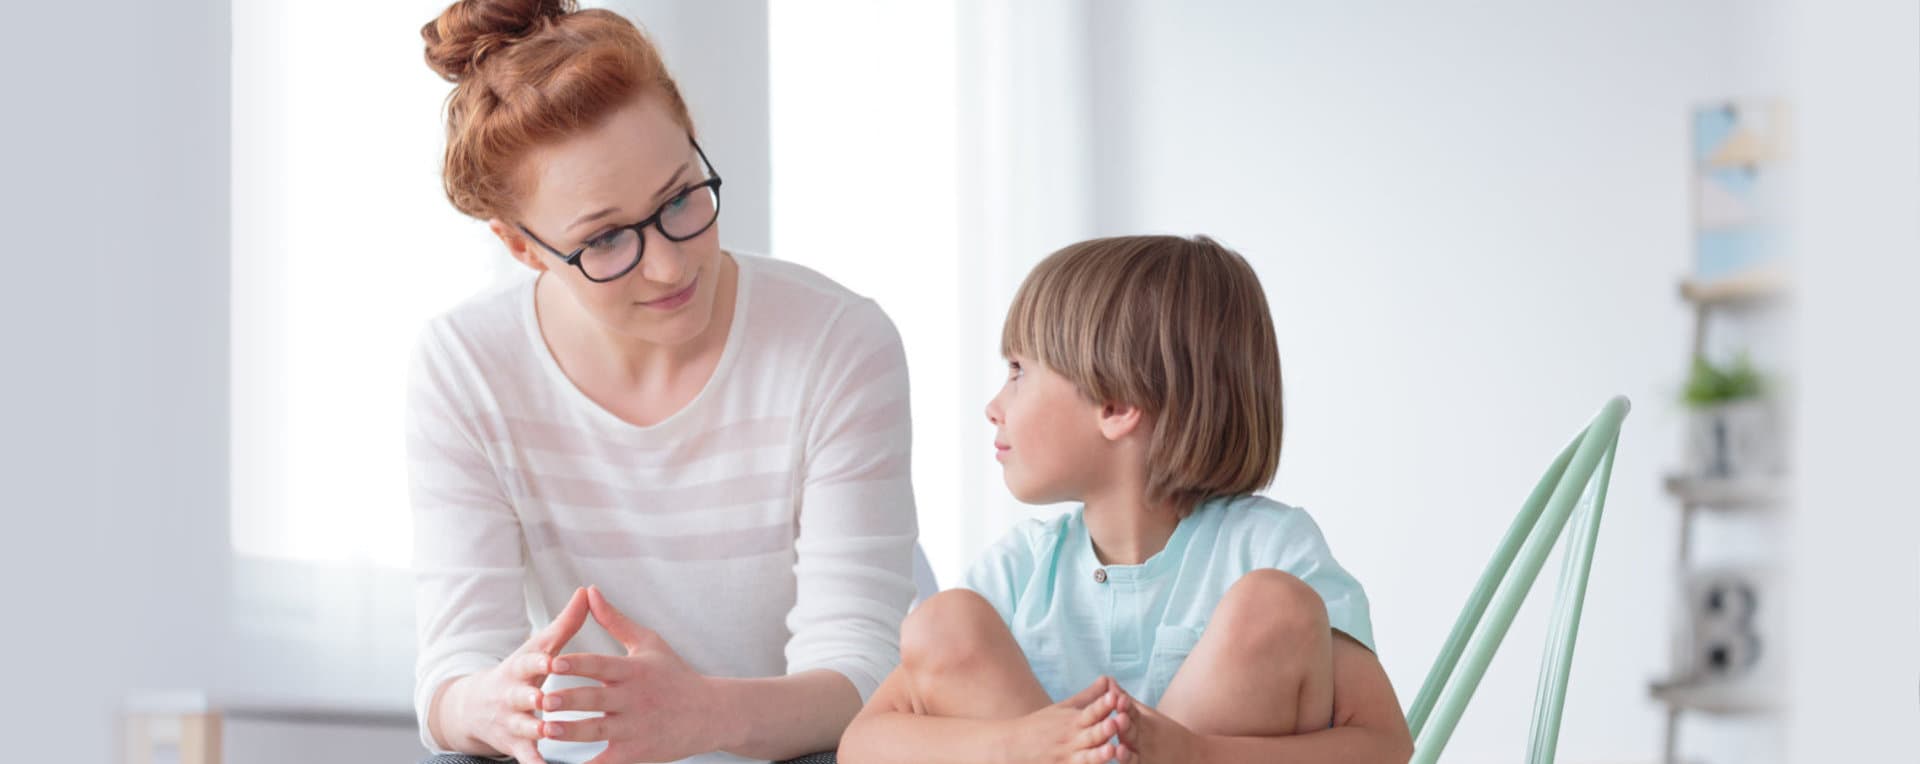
[1683,352,1783,477]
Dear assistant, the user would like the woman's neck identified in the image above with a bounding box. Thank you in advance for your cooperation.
[542,253,738,388]
[1082,482,1181,566]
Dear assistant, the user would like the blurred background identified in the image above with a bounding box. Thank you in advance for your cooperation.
[1,1,1913,762]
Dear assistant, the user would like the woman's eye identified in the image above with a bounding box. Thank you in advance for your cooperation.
[664,190,692,211]
[584,231,619,251]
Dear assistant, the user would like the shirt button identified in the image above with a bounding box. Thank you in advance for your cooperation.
[1093,568,1108,584]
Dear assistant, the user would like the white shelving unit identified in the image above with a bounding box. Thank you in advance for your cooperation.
[1650,273,1787,763]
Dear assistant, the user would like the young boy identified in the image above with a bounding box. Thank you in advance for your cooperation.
[841,235,1413,764]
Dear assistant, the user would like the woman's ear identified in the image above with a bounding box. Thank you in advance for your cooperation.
[489,218,550,273]
[1096,401,1145,442]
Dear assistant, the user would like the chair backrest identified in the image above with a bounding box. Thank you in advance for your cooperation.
[1407,396,1630,764]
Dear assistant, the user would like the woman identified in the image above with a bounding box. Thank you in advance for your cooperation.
[408,2,918,762]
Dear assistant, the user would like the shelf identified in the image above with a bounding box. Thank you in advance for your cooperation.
[1664,473,1785,509]
[1650,676,1778,715]
[1679,267,1788,307]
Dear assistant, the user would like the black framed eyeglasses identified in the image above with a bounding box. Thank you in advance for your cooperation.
[518,138,723,283]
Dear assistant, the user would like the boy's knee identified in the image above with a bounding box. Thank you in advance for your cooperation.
[901,589,1003,677]
[1212,569,1331,656]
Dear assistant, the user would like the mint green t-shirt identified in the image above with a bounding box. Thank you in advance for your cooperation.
[959,495,1374,707]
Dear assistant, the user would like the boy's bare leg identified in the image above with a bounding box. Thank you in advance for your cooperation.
[899,589,1054,719]
[1154,569,1336,736]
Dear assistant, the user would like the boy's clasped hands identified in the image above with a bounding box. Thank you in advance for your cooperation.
[1006,676,1201,764]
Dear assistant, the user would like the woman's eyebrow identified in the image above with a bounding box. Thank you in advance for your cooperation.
[564,162,695,234]
[649,162,693,201]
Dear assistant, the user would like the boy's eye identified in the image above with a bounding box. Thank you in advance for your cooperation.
[1007,361,1023,379]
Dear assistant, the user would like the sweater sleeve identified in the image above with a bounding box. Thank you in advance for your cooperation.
[783,299,920,702]
[406,319,530,753]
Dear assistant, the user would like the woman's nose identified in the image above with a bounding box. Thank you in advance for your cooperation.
[637,229,685,285]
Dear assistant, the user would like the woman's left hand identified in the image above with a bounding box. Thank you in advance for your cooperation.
[540,585,731,763]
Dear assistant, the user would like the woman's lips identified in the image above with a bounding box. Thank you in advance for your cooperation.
[640,275,698,310]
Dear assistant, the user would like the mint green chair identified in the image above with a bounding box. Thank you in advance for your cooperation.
[1407,396,1629,764]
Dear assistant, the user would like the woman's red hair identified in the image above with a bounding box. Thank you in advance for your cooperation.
[422,0,695,220]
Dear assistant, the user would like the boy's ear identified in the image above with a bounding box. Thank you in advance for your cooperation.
[1096,400,1146,442]
[489,218,551,273]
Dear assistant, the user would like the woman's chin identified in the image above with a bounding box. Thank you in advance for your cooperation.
[618,294,716,345]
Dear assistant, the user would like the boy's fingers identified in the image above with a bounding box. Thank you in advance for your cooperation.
[1075,690,1118,726]
[1061,676,1112,709]
[1074,742,1119,764]
[1112,710,1137,746]
[1071,713,1119,750]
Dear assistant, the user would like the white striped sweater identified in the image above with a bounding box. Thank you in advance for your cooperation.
[406,254,918,762]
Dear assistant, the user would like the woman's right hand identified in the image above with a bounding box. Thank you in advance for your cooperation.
[431,587,591,763]
[998,676,1136,764]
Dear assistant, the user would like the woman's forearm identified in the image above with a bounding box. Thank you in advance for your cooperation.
[707,669,869,761]
[1194,725,1414,764]
[838,711,1013,764]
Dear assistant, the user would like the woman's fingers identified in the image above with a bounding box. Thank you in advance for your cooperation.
[511,650,553,682]
[507,686,543,713]
[541,685,613,713]
[507,738,548,764]
[543,715,610,742]
[530,587,592,655]
[509,712,545,740]
[585,585,653,654]
[551,652,629,682]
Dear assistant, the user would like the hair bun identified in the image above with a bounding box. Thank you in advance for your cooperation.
[423,0,576,83]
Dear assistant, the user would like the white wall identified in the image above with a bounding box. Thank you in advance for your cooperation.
[1081,2,1783,762]
[1783,0,1919,760]
[601,0,771,256]
[0,1,230,760]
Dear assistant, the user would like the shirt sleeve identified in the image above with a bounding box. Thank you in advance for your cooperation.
[406,319,530,753]
[957,522,1042,627]
[784,299,920,703]
[1267,508,1376,652]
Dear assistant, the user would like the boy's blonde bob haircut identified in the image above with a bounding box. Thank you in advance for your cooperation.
[1002,234,1284,515]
